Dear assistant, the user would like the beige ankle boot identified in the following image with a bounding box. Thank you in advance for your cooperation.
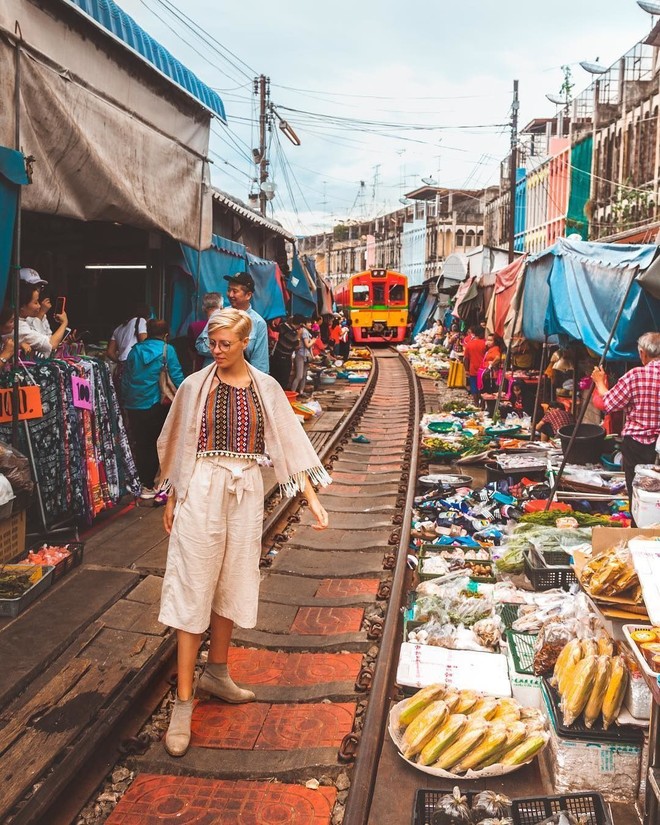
[198,663,255,703]
[164,694,194,757]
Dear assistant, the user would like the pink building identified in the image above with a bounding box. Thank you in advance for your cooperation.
[546,137,570,247]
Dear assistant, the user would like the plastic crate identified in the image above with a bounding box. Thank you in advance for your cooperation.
[20,542,84,583]
[508,629,538,675]
[0,564,54,618]
[531,546,572,568]
[523,549,577,591]
[497,601,521,630]
[0,510,26,565]
[541,678,643,745]
[412,789,612,825]
[511,792,612,825]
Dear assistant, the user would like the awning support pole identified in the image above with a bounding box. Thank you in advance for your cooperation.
[530,337,549,442]
[11,25,22,448]
[543,271,637,510]
[494,263,527,417]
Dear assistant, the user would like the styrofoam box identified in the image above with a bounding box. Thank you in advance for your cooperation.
[541,689,642,803]
[396,642,512,697]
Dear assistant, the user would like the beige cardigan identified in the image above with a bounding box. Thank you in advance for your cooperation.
[157,362,332,500]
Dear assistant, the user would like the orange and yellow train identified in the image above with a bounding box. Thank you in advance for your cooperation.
[334,268,408,344]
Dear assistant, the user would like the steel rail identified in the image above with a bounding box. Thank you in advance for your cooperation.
[261,354,380,538]
[342,350,420,825]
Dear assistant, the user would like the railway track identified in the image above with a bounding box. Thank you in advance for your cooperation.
[7,349,420,825]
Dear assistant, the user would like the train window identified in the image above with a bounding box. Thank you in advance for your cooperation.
[372,283,385,305]
[389,283,405,304]
[352,284,370,303]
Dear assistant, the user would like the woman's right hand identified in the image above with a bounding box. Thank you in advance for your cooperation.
[163,495,176,534]
[1,338,14,361]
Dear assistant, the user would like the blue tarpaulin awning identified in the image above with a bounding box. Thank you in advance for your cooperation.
[287,252,317,318]
[0,148,30,302]
[61,0,226,120]
[521,238,660,360]
[246,253,286,321]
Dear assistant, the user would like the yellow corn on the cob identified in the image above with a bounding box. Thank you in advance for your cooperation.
[562,655,597,726]
[552,638,582,689]
[491,697,520,720]
[601,655,628,730]
[581,639,598,658]
[418,713,468,766]
[399,684,445,727]
[478,720,528,768]
[520,707,545,729]
[434,720,489,771]
[443,691,460,713]
[401,700,448,759]
[596,634,614,658]
[584,655,611,729]
[556,641,584,695]
[499,733,548,766]
[469,697,500,720]
[454,726,508,773]
[454,690,479,714]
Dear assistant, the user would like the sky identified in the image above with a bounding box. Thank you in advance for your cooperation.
[119,0,651,235]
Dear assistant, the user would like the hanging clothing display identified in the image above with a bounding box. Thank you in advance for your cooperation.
[0,357,140,525]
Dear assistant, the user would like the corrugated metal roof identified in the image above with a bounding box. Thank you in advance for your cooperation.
[212,188,295,242]
[59,0,226,120]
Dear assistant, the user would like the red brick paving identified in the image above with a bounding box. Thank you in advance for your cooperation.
[189,700,269,749]
[227,648,363,686]
[290,606,363,635]
[315,578,380,598]
[255,702,355,750]
[106,775,336,824]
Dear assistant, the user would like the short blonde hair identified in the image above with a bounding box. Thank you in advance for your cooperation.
[207,307,252,340]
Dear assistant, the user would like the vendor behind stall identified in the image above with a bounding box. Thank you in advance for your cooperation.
[535,402,574,441]
[591,332,660,506]
[17,277,69,358]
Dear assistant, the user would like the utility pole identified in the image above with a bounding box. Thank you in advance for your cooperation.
[256,74,271,216]
[508,79,519,262]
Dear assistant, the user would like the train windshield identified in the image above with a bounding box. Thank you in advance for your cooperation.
[388,282,405,305]
[372,283,385,306]
[352,284,370,304]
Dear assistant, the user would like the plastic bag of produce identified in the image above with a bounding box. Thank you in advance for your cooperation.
[0,440,34,504]
[431,786,471,825]
[470,790,512,822]
[533,619,576,675]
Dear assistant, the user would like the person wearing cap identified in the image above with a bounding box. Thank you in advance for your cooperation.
[18,279,69,358]
[197,272,269,374]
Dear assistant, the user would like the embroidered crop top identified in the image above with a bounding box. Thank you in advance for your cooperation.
[197,379,265,459]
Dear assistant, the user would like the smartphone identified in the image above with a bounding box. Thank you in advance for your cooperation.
[55,296,66,316]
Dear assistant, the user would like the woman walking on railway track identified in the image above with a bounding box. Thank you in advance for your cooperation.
[156,307,331,757]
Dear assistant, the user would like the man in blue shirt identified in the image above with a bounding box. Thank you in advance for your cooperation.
[196,272,269,373]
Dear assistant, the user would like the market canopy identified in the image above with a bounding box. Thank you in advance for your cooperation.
[287,252,317,318]
[522,238,660,360]
[485,255,526,338]
[0,147,30,302]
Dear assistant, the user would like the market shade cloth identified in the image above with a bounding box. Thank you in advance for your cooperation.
[412,291,438,338]
[485,256,526,339]
[175,235,286,335]
[0,147,30,302]
[523,238,660,360]
[452,275,481,322]
[287,252,317,318]
[0,2,213,249]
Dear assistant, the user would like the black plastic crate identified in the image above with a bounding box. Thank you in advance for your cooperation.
[511,792,612,825]
[531,546,572,568]
[542,679,643,745]
[524,549,577,591]
[412,789,612,825]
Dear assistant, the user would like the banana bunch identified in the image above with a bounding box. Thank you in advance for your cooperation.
[552,636,628,729]
[396,684,548,774]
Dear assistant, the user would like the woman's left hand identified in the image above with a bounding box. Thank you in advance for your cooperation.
[307,496,329,530]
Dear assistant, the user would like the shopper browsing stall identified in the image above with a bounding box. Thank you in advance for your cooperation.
[591,331,660,504]
[122,319,185,500]
[157,308,330,758]
[191,292,223,369]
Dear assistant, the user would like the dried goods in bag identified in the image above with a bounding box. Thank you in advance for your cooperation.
[430,786,472,825]
[470,791,512,822]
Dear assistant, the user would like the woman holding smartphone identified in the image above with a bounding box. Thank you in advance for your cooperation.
[17,281,69,358]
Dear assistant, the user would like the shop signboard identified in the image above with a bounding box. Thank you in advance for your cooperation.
[0,386,43,423]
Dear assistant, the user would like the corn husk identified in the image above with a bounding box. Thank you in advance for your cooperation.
[601,655,628,730]
[434,719,489,771]
[499,733,548,766]
[561,654,597,726]
[454,726,508,773]
[418,714,468,766]
[583,655,611,729]
[469,697,500,720]
[399,683,445,727]
[454,690,479,714]
[477,721,527,768]
[402,700,448,759]
[552,638,582,690]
